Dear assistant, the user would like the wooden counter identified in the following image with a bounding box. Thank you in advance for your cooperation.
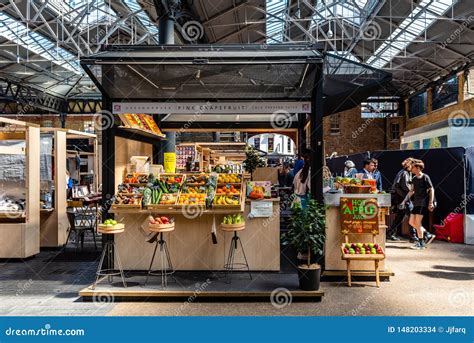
[324,193,390,272]
[112,201,280,271]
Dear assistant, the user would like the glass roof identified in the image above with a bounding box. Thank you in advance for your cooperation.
[266,0,288,43]
[123,0,159,42]
[0,12,81,74]
[367,0,456,68]
[44,0,116,30]
[312,0,375,26]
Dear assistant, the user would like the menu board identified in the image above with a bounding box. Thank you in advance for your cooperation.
[119,113,165,137]
[340,197,379,235]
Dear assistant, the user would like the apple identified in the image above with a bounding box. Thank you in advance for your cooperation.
[343,248,349,254]
[368,243,374,249]
[360,250,366,254]
[345,243,351,249]
[374,244,379,249]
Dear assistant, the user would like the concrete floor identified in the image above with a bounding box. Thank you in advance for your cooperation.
[0,239,473,316]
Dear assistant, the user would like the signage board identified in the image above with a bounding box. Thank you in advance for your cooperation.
[340,197,379,235]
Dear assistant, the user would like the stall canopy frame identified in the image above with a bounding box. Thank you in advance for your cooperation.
[80,44,391,203]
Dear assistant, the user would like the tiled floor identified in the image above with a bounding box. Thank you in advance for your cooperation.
[0,237,473,316]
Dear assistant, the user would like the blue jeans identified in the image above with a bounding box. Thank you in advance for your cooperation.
[296,194,309,209]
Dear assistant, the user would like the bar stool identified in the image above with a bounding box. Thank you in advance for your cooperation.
[144,224,175,288]
[222,224,252,283]
[91,224,127,289]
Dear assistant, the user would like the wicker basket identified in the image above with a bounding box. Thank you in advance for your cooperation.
[148,222,175,232]
[221,223,246,231]
[344,185,372,194]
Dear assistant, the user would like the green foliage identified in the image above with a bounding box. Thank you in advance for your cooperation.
[243,144,266,175]
[281,199,326,266]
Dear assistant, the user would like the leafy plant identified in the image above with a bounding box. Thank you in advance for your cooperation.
[243,144,266,177]
[281,199,326,268]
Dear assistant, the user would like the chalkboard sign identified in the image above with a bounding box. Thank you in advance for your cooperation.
[340,197,379,235]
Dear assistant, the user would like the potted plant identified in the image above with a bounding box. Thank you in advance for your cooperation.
[243,144,266,180]
[282,199,326,291]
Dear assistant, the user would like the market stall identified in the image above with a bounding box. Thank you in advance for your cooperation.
[79,44,390,298]
[39,128,99,248]
[0,117,40,258]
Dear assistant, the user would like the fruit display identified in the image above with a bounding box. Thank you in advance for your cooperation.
[215,185,240,196]
[335,177,374,194]
[222,214,245,225]
[342,242,384,255]
[178,193,206,205]
[123,173,148,184]
[102,219,118,226]
[121,113,165,137]
[158,194,178,205]
[217,173,242,184]
[176,145,196,170]
[214,195,240,206]
[246,181,271,199]
[149,215,174,225]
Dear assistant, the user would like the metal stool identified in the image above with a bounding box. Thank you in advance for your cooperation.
[145,228,174,288]
[223,227,252,283]
[91,226,126,289]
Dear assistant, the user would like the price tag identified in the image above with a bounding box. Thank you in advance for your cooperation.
[250,201,273,218]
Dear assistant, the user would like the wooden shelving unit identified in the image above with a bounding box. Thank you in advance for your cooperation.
[0,117,40,258]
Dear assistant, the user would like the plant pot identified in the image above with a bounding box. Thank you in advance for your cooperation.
[297,264,321,291]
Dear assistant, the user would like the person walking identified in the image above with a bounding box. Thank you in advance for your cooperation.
[388,157,414,241]
[408,160,436,250]
[358,159,376,179]
[293,153,311,208]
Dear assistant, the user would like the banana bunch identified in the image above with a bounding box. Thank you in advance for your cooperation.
[222,214,245,225]
[214,195,239,205]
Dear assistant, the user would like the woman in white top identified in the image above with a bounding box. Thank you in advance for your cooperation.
[293,155,311,208]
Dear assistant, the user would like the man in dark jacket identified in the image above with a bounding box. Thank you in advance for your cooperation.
[389,158,415,241]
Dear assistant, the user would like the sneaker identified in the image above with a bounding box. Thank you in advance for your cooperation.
[388,235,401,241]
[409,236,419,243]
[410,242,424,250]
[424,233,436,245]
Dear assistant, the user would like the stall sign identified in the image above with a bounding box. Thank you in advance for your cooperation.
[250,201,273,218]
[340,197,379,235]
[164,152,176,173]
[113,101,311,114]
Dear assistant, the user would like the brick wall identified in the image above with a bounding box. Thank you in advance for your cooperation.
[17,115,94,131]
[405,72,474,130]
[323,105,390,156]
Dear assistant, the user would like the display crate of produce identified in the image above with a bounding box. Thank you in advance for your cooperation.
[111,194,142,209]
[344,185,372,194]
[184,173,208,186]
[340,243,385,260]
[176,192,207,206]
[98,223,125,234]
[221,214,245,231]
[147,215,175,232]
[217,173,242,186]
[213,184,243,209]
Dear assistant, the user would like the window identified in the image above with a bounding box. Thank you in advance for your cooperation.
[390,123,400,141]
[329,114,340,134]
[464,69,474,100]
[432,76,458,110]
[287,137,291,153]
[83,121,95,133]
[408,92,427,118]
[254,137,260,150]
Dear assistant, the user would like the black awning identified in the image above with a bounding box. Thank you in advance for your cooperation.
[81,44,391,115]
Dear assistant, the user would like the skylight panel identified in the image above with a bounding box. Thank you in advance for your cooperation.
[123,0,159,40]
[367,0,456,68]
[265,0,288,44]
[0,12,80,74]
